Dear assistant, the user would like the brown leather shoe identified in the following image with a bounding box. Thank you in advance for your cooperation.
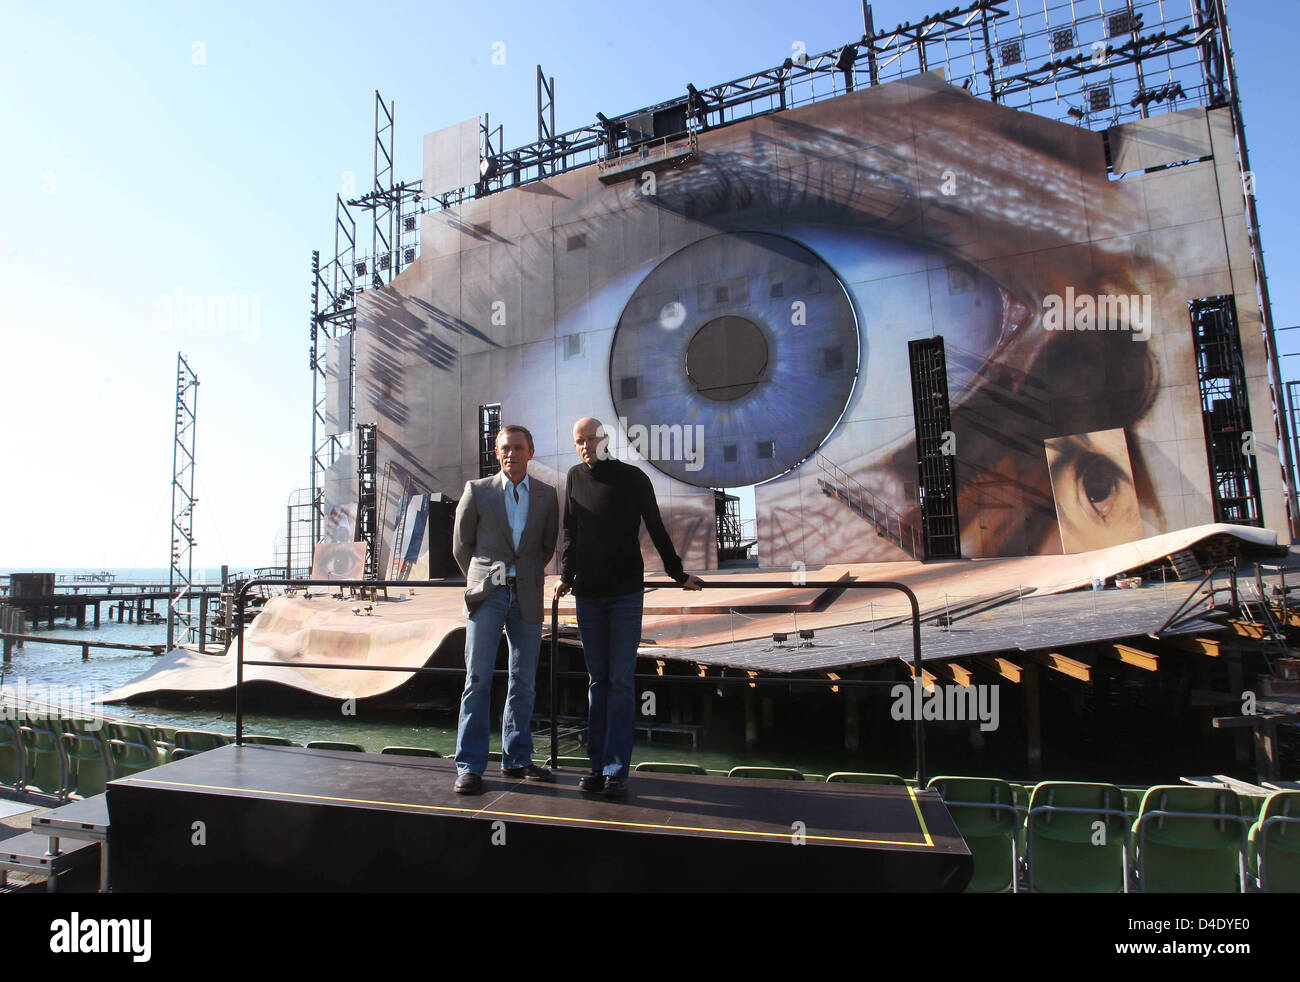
[454,772,484,795]
[501,763,555,782]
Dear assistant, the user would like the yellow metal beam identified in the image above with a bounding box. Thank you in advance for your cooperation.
[1162,636,1222,658]
[901,660,937,691]
[937,661,973,687]
[1028,650,1091,682]
[1104,643,1159,672]
[974,654,1022,683]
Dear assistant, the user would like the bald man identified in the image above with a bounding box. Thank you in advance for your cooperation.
[556,417,703,799]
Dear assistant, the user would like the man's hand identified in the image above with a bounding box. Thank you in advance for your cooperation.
[681,574,705,591]
[554,580,572,598]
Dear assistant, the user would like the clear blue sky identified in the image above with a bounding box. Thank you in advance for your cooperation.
[1,0,1295,568]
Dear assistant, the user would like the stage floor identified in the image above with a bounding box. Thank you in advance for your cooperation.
[105,746,971,891]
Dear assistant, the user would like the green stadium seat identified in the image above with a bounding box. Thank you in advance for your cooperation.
[241,735,299,746]
[305,741,365,753]
[60,730,111,800]
[380,746,440,757]
[173,730,233,754]
[1025,781,1129,893]
[826,772,906,785]
[0,719,26,791]
[107,731,159,779]
[634,762,707,774]
[1133,786,1247,893]
[19,718,70,799]
[108,722,168,767]
[927,776,1020,893]
[727,766,804,781]
[1248,790,1300,893]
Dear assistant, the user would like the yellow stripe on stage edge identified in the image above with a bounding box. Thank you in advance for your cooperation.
[130,777,939,848]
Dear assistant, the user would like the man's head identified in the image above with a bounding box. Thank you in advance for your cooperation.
[572,417,609,468]
[496,425,534,482]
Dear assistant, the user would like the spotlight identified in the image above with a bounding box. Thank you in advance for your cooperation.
[772,632,788,646]
[479,156,499,180]
[835,45,857,73]
[1067,106,1086,120]
[799,629,815,647]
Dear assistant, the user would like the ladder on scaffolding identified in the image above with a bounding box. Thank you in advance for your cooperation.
[386,475,416,581]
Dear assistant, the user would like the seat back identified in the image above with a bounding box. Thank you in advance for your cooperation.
[108,722,169,767]
[826,772,906,785]
[1026,781,1128,892]
[635,762,707,774]
[173,730,232,753]
[306,741,365,753]
[0,719,26,790]
[241,735,299,746]
[927,776,1020,893]
[380,746,440,757]
[727,766,804,781]
[1135,786,1245,893]
[62,731,111,799]
[19,718,69,798]
[1251,790,1300,893]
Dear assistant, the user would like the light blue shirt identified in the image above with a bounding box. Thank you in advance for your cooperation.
[503,472,529,576]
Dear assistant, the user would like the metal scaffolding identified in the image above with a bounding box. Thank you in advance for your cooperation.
[169,352,199,650]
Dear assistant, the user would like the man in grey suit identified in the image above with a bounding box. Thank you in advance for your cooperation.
[451,424,559,795]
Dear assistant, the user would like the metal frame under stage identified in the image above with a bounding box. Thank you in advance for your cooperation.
[104,746,971,892]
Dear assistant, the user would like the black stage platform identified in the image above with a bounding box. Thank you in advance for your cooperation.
[105,746,971,891]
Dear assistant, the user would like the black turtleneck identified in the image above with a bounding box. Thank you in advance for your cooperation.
[560,458,687,598]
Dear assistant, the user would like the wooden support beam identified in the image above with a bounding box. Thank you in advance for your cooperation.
[824,671,841,694]
[1027,650,1091,682]
[974,653,1021,683]
[655,659,665,677]
[1162,636,1222,657]
[1103,643,1159,672]
[901,659,937,690]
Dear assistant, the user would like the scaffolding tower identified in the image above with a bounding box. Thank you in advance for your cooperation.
[169,352,199,650]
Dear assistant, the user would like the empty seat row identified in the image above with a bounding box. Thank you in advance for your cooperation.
[0,717,237,800]
[927,776,1300,894]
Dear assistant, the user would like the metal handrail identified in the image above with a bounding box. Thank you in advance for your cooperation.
[233,576,928,784]
[815,455,921,558]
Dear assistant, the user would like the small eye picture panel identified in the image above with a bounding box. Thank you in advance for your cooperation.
[1044,428,1143,554]
[311,542,368,581]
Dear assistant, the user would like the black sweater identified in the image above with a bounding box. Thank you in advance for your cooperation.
[560,458,687,597]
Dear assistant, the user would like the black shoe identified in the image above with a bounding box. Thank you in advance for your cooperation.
[501,763,555,782]
[454,772,484,795]
[603,777,628,800]
[578,773,606,793]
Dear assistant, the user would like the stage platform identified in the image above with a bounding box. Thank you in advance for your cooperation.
[105,745,971,892]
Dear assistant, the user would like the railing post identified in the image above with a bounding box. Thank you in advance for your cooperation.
[235,589,246,745]
[549,592,560,769]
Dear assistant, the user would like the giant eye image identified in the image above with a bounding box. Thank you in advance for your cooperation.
[608,231,859,487]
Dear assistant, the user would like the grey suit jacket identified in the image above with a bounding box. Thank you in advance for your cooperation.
[452,471,559,624]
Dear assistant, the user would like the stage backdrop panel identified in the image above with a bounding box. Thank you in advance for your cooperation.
[355,71,1277,568]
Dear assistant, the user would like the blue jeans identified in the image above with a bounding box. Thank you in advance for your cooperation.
[576,592,644,780]
[455,584,543,775]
